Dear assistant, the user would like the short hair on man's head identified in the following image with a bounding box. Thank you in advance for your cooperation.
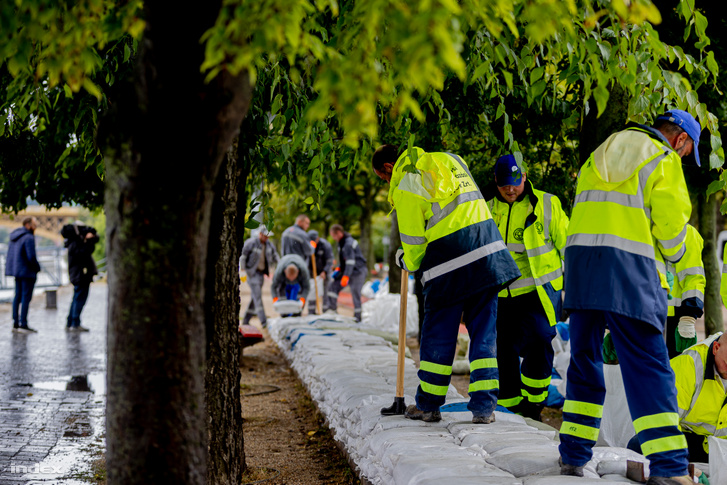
[330,223,344,235]
[284,264,299,280]
[654,119,686,139]
[372,145,400,172]
[21,217,34,227]
[295,214,310,224]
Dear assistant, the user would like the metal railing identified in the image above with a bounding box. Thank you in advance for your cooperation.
[0,247,69,290]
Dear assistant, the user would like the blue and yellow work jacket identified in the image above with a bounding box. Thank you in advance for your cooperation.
[564,124,691,329]
[390,148,520,308]
[487,180,569,326]
[672,334,727,453]
[667,224,705,319]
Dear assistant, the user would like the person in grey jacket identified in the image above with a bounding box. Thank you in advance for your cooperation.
[272,254,310,311]
[328,224,367,322]
[6,217,41,333]
[281,215,313,260]
[240,228,279,327]
[307,230,334,314]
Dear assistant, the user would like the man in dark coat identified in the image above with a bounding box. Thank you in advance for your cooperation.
[61,221,99,331]
[6,217,41,333]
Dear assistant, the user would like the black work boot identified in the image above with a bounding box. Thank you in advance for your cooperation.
[522,402,545,422]
[472,413,495,424]
[404,404,441,422]
[559,457,584,477]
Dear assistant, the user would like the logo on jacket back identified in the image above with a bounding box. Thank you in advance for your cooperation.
[513,228,524,241]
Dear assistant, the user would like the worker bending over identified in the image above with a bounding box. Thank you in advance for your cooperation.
[272,254,310,316]
[372,145,519,424]
[559,109,700,485]
[327,224,367,322]
[485,153,569,421]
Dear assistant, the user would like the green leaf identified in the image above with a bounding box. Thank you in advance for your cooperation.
[530,66,544,84]
[686,90,698,109]
[593,84,609,117]
[124,43,131,63]
[244,218,261,229]
[706,179,725,198]
[303,196,314,204]
[694,11,707,39]
[495,103,506,120]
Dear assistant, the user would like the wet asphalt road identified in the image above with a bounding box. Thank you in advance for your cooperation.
[0,283,106,484]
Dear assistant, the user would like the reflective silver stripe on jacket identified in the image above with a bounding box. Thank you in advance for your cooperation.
[535,267,563,286]
[572,152,666,218]
[715,427,727,437]
[345,259,356,266]
[659,224,688,250]
[542,193,552,242]
[401,233,427,245]
[677,267,706,280]
[421,240,507,284]
[681,289,705,301]
[527,242,555,258]
[427,191,484,231]
[679,349,706,422]
[508,277,536,290]
[566,233,656,260]
[663,244,687,263]
[723,263,727,274]
[507,243,525,253]
[681,420,717,434]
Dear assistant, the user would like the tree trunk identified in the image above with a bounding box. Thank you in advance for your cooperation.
[359,202,374,272]
[204,139,245,485]
[103,3,253,483]
[388,210,401,294]
[579,84,629,163]
[697,192,724,336]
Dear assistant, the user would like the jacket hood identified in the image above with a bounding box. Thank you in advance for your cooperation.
[592,124,671,185]
[388,147,458,206]
[10,227,30,242]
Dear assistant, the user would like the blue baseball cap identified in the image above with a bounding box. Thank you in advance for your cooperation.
[495,153,525,187]
[656,109,702,166]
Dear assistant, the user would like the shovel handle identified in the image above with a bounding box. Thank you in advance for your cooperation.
[396,270,409,398]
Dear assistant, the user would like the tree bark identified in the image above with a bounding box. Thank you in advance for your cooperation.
[204,139,245,485]
[102,3,253,483]
[579,84,629,163]
[697,192,724,336]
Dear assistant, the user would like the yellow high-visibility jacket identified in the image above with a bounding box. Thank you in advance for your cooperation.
[671,333,727,454]
[487,181,569,326]
[389,147,520,306]
[720,244,727,309]
[564,124,691,329]
[667,225,705,318]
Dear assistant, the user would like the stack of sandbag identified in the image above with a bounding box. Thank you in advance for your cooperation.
[266,315,659,484]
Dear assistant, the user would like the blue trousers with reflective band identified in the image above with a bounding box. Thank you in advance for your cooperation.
[496,292,556,409]
[285,283,301,301]
[558,310,688,477]
[416,286,499,416]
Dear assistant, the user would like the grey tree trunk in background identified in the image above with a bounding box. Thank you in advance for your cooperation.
[698,192,724,336]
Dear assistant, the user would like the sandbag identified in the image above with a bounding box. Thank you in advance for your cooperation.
[709,436,726,485]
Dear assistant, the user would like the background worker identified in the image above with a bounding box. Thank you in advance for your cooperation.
[627,333,727,465]
[485,153,569,421]
[281,214,313,260]
[307,229,334,314]
[372,145,520,424]
[559,110,700,485]
[240,228,279,328]
[271,254,310,315]
[6,216,41,333]
[61,221,100,332]
[327,224,367,322]
[665,224,705,359]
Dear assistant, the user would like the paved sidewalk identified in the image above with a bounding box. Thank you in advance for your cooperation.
[0,283,107,485]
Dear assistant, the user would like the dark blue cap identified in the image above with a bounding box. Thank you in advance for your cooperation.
[308,229,319,241]
[656,109,702,166]
[495,153,525,187]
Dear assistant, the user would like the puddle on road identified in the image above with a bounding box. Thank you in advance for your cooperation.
[27,373,105,394]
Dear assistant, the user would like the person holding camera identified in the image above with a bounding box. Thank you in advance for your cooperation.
[61,220,99,332]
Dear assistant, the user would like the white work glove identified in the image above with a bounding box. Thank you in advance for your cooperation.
[675,316,697,353]
[395,248,407,270]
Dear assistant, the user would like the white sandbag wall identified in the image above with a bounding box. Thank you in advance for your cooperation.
[267,315,652,484]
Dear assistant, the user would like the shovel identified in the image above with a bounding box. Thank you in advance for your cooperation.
[381,269,409,415]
